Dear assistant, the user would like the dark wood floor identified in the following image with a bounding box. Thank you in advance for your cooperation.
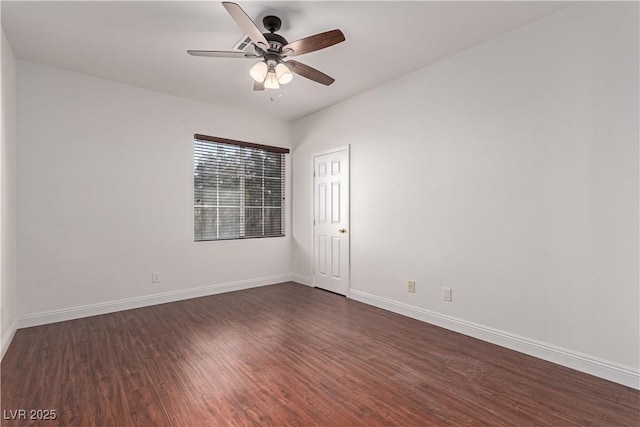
[1,282,638,426]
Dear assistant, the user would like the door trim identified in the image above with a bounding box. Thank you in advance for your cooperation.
[311,145,351,293]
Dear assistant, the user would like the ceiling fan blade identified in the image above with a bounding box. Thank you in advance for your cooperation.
[285,60,335,86]
[187,50,260,58]
[282,30,345,57]
[253,80,265,91]
[222,2,269,51]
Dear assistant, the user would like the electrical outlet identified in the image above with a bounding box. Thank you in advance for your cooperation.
[408,280,416,293]
[152,272,160,283]
[442,287,452,302]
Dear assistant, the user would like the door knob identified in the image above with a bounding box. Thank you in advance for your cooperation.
[339,228,347,233]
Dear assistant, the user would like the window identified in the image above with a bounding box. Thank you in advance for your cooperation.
[194,134,289,241]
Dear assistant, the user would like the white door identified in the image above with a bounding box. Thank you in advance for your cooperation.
[313,148,349,295]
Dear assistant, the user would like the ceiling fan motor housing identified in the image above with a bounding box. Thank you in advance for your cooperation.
[256,16,288,53]
[256,32,288,54]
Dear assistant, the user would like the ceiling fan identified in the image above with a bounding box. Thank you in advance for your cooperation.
[188,2,345,91]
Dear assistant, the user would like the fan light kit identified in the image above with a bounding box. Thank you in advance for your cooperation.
[188,2,345,91]
[250,61,292,89]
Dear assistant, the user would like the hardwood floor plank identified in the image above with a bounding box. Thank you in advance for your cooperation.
[2,282,638,426]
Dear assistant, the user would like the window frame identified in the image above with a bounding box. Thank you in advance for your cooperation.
[193,134,289,242]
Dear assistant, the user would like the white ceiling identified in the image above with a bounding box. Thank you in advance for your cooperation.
[2,1,570,122]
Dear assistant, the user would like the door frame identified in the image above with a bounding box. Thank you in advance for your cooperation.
[311,145,351,294]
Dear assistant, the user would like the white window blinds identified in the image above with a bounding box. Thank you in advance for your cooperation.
[194,134,289,241]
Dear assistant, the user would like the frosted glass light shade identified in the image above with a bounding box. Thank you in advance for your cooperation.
[264,71,280,89]
[275,63,293,84]
[249,62,268,82]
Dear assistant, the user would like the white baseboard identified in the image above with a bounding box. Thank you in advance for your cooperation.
[1,317,18,360]
[18,274,292,329]
[290,274,313,287]
[348,288,639,390]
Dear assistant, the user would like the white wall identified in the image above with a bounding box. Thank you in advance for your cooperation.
[1,28,18,357]
[292,2,639,385]
[16,61,292,322]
